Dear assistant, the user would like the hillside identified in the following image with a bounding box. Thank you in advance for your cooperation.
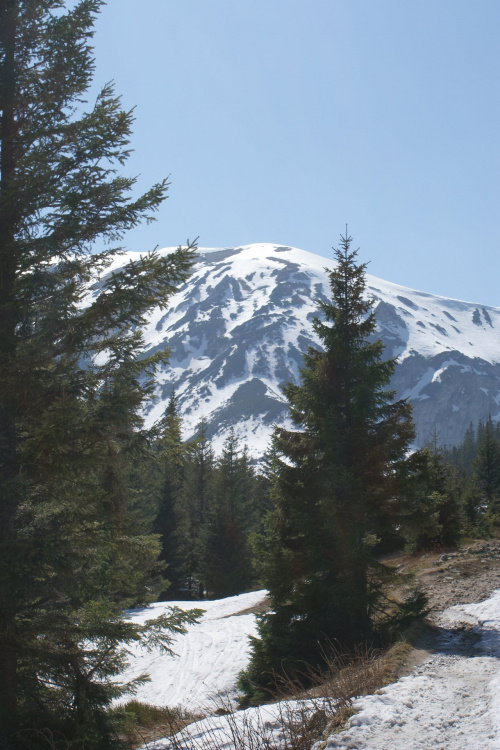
[95,244,500,456]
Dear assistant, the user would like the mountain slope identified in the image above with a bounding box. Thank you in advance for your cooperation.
[97,243,500,456]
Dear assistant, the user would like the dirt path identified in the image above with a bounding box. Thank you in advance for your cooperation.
[411,540,500,620]
[322,623,500,750]
[381,540,500,673]
[319,543,500,750]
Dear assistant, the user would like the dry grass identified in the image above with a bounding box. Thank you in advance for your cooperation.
[109,700,202,749]
[274,638,412,715]
[162,698,334,750]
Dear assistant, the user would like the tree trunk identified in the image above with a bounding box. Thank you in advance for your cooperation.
[0,1,21,744]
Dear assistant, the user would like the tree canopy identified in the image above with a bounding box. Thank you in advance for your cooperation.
[0,1,197,746]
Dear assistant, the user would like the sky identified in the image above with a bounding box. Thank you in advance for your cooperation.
[90,1,500,306]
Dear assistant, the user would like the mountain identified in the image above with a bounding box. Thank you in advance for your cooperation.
[98,243,500,457]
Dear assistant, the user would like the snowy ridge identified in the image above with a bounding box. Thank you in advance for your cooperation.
[98,244,500,455]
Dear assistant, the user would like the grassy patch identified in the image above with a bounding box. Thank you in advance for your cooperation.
[108,700,202,749]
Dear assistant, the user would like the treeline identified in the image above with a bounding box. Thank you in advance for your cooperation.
[146,413,500,611]
[399,416,500,553]
[446,416,500,532]
[133,405,500,609]
[147,397,269,600]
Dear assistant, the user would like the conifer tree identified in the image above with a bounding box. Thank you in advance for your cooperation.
[182,418,216,597]
[474,416,500,514]
[444,420,488,534]
[154,393,192,598]
[201,430,255,597]
[451,422,477,476]
[240,231,416,703]
[399,444,463,550]
[461,477,484,533]
[0,1,198,745]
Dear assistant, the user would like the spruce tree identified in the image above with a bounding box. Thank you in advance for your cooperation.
[201,430,255,598]
[452,422,477,476]
[240,231,415,703]
[474,416,500,521]
[154,393,191,599]
[182,418,216,597]
[0,1,198,746]
[399,444,463,551]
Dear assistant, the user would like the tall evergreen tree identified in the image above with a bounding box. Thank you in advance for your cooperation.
[154,393,192,599]
[449,422,477,476]
[182,418,216,597]
[201,430,255,598]
[240,232,416,703]
[474,416,500,521]
[0,1,198,746]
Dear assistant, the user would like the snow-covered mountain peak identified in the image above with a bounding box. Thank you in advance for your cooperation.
[106,243,500,456]
[180,242,500,365]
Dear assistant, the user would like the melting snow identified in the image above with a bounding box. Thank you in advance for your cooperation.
[121,587,500,750]
[320,590,500,749]
[118,590,265,712]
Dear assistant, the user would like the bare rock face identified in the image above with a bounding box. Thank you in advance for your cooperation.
[102,244,500,457]
[392,352,500,448]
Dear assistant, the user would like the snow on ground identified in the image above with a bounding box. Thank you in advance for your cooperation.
[136,587,500,750]
[320,589,500,750]
[146,699,326,750]
[118,590,265,712]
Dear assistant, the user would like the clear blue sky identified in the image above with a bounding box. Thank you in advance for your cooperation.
[91,0,500,306]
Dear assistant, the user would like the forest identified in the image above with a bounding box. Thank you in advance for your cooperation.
[1,1,499,748]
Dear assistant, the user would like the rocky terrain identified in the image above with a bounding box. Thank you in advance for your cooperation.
[399,540,500,622]
[380,539,500,688]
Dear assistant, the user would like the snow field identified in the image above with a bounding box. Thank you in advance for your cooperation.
[119,590,265,712]
[156,243,500,365]
[129,587,500,750]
